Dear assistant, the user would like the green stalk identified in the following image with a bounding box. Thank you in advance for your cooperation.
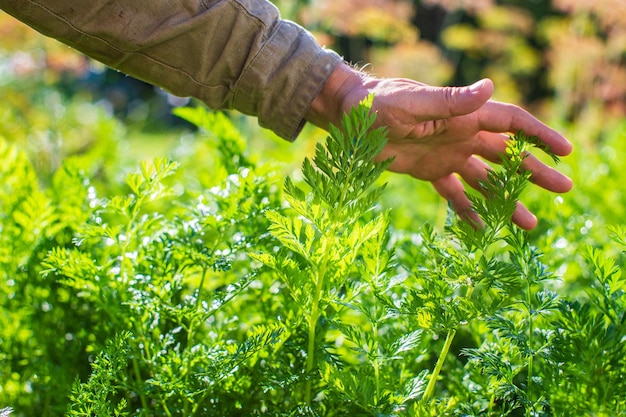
[185,267,209,416]
[423,329,456,401]
[422,284,472,402]
[304,250,328,404]
[526,277,534,417]
[131,356,150,414]
[488,394,496,416]
[304,302,320,403]
[159,400,173,417]
[303,217,344,404]
[373,320,381,407]
[188,267,208,346]
[301,114,368,404]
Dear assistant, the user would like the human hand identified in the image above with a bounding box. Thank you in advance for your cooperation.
[306,64,573,230]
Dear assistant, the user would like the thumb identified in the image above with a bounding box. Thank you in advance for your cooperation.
[435,78,494,119]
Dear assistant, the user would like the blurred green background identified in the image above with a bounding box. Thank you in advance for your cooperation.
[0,0,625,238]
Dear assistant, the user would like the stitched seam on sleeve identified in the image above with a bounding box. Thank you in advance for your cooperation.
[224,0,271,42]
[273,46,319,126]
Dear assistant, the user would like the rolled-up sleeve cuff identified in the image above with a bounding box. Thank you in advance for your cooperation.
[232,20,343,141]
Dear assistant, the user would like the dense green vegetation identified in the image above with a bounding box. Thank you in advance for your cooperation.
[1,1,625,416]
[1,95,625,415]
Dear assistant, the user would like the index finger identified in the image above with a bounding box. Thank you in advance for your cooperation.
[478,100,572,156]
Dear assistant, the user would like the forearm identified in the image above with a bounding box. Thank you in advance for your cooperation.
[0,0,342,140]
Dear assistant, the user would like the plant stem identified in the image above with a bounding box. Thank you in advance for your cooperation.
[422,285,471,403]
[160,399,173,417]
[488,394,496,416]
[305,274,324,401]
[188,267,208,348]
[526,278,534,417]
[131,356,150,414]
[423,329,456,402]
[183,267,209,416]
[305,236,331,404]
[305,304,319,403]
[373,321,381,408]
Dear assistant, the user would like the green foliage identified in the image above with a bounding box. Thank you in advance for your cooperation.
[66,333,131,417]
[1,99,626,417]
[0,109,285,416]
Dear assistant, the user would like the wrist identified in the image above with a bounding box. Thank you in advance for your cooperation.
[305,63,371,130]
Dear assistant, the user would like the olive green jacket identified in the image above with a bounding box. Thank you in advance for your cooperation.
[0,0,343,140]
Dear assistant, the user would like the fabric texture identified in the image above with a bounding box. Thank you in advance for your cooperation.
[0,0,343,140]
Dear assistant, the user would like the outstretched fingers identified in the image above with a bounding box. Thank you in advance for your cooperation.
[478,101,572,157]
[432,171,538,230]
[456,156,538,230]
[473,131,573,193]
[431,174,483,228]
[520,153,572,193]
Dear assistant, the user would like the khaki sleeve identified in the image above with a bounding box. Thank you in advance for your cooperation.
[0,0,343,140]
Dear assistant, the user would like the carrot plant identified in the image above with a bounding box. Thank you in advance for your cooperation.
[1,99,625,416]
